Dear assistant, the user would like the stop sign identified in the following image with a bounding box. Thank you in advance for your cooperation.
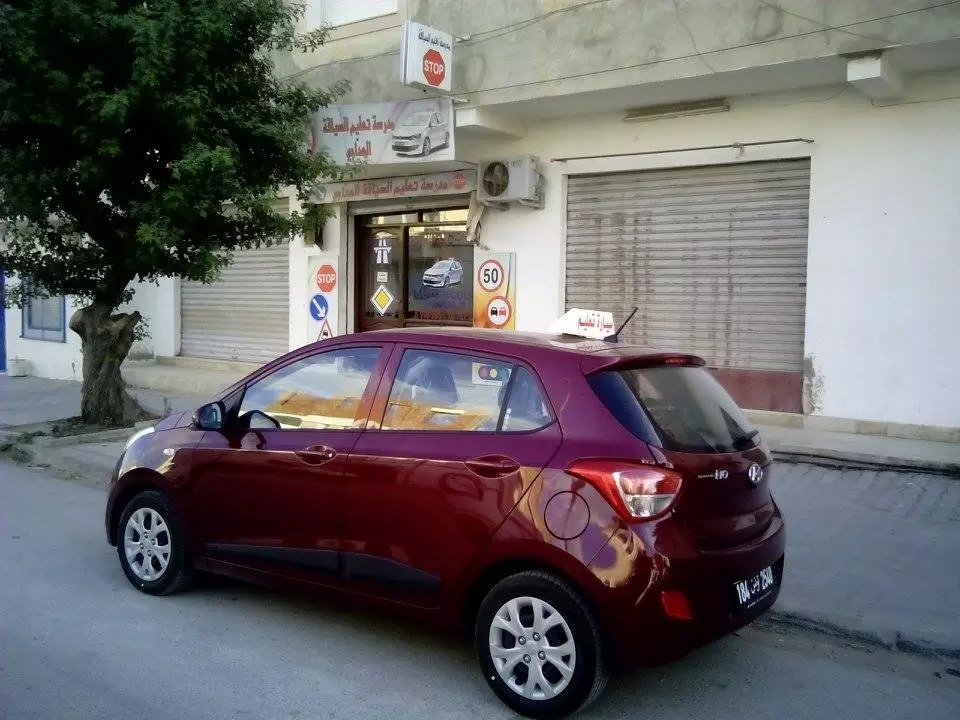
[315,264,337,293]
[422,48,445,87]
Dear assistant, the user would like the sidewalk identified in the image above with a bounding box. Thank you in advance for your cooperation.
[761,424,960,476]
[0,375,204,428]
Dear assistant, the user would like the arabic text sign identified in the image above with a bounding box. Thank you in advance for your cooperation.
[401,21,453,92]
[311,170,476,204]
[313,99,455,165]
[549,309,616,340]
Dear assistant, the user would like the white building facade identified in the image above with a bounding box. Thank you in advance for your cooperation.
[4,0,960,434]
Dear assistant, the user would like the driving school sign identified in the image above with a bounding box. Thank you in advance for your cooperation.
[401,21,453,93]
[313,98,455,165]
[311,170,476,204]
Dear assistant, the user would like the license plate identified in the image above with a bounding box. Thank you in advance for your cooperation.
[733,565,776,609]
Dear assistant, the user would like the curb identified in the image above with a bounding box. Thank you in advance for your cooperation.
[771,449,960,478]
[761,608,960,660]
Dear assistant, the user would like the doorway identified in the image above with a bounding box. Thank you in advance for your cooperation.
[356,208,472,333]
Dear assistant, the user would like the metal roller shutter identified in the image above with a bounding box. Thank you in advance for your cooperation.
[565,160,810,374]
[181,201,291,363]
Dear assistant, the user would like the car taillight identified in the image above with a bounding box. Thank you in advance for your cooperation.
[567,460,683,520]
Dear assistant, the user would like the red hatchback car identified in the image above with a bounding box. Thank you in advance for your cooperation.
[106,326,785,718]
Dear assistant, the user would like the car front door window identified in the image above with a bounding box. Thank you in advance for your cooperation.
[240,347,382,430]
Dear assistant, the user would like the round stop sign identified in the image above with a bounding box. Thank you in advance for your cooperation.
[315,264,337,293]
[422,48,445,87]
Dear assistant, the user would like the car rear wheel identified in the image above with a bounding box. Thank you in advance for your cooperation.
[475,571,608,719]
[422,137,431,156]
[117,490,194,596]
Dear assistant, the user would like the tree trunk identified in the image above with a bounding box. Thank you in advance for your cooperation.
[69,302,142,426]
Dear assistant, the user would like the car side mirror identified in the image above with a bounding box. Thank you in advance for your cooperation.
[247,410,281,430]
[195,401,226,431]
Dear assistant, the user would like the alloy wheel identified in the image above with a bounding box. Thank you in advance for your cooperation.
[123,507,172,582]
[488,596,577,701]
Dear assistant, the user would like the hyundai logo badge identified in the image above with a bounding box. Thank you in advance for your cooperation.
[747,463,764,486]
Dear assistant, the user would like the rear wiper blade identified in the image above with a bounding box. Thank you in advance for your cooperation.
[733,429,761,449]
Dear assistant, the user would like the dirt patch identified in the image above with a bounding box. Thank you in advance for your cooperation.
[0,440,33,465]
[51,409,158,438]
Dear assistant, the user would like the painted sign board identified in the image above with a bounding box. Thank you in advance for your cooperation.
[306,254,340,343]
[311,170,475,204]
[473,251,517,331]
[313,98,454,166]
[401,21,453,93]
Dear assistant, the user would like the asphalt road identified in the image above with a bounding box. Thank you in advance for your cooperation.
[2,461,959,720]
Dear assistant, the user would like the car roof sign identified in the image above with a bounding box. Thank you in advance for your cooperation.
[549,308,616,340]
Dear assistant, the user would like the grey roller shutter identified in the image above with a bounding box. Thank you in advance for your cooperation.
[565,160,810,373]
[180,200,291,363]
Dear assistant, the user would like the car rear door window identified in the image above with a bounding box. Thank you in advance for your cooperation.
[383,350,509,432]
[382,350,552,433]
[240,347,382,430]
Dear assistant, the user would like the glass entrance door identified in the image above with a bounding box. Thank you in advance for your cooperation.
[356,209,471,333]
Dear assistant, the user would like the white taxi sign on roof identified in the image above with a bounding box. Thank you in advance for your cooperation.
[549,308,616,340]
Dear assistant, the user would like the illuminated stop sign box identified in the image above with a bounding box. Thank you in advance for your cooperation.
[401,21,453,93]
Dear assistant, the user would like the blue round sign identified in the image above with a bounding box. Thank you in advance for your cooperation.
[309,293,329,321]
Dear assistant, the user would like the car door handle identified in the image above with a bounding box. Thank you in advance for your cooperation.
[295,445,338,466]
[465,456,521,478]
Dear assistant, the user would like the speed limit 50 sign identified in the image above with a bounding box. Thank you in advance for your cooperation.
[477,259,505,293]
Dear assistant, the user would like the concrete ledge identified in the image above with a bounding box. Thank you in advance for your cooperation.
[155,355,262,374]
[746,410,960,444]
[122,361,246,397]
[761,606,960,660]
[772,449,960,477]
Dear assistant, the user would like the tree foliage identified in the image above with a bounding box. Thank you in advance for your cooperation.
[0,0,345,423]
[0,0,343,305]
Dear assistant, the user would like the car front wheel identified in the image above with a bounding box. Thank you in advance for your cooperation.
[117,490,194,596]
[475,570,608,719]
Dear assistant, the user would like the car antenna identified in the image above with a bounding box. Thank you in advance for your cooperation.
[605,306,639,343]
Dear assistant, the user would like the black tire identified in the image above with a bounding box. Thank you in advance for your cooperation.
[444,131,450,148]
[116,490,195,596]
[422,137,431,156]
[475,571,608,719]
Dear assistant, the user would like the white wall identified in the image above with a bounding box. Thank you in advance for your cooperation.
[455,71,960,428]
[3,277,179,381]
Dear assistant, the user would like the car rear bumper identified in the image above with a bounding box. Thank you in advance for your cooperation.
[590,505,786,666]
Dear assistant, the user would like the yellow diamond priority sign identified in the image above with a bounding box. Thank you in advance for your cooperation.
[370,284,395,316]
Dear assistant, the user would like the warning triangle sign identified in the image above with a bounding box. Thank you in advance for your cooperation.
[317,320,333,341]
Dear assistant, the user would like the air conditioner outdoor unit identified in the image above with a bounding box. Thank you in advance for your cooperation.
[477,155,544,208]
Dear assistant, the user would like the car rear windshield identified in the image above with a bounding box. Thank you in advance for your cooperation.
[589,365,759,454]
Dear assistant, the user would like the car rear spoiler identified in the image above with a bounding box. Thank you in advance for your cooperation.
[580,352,706,376]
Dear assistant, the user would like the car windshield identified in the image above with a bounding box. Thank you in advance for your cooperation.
[403,112,431,125]
[432,260,452,270]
